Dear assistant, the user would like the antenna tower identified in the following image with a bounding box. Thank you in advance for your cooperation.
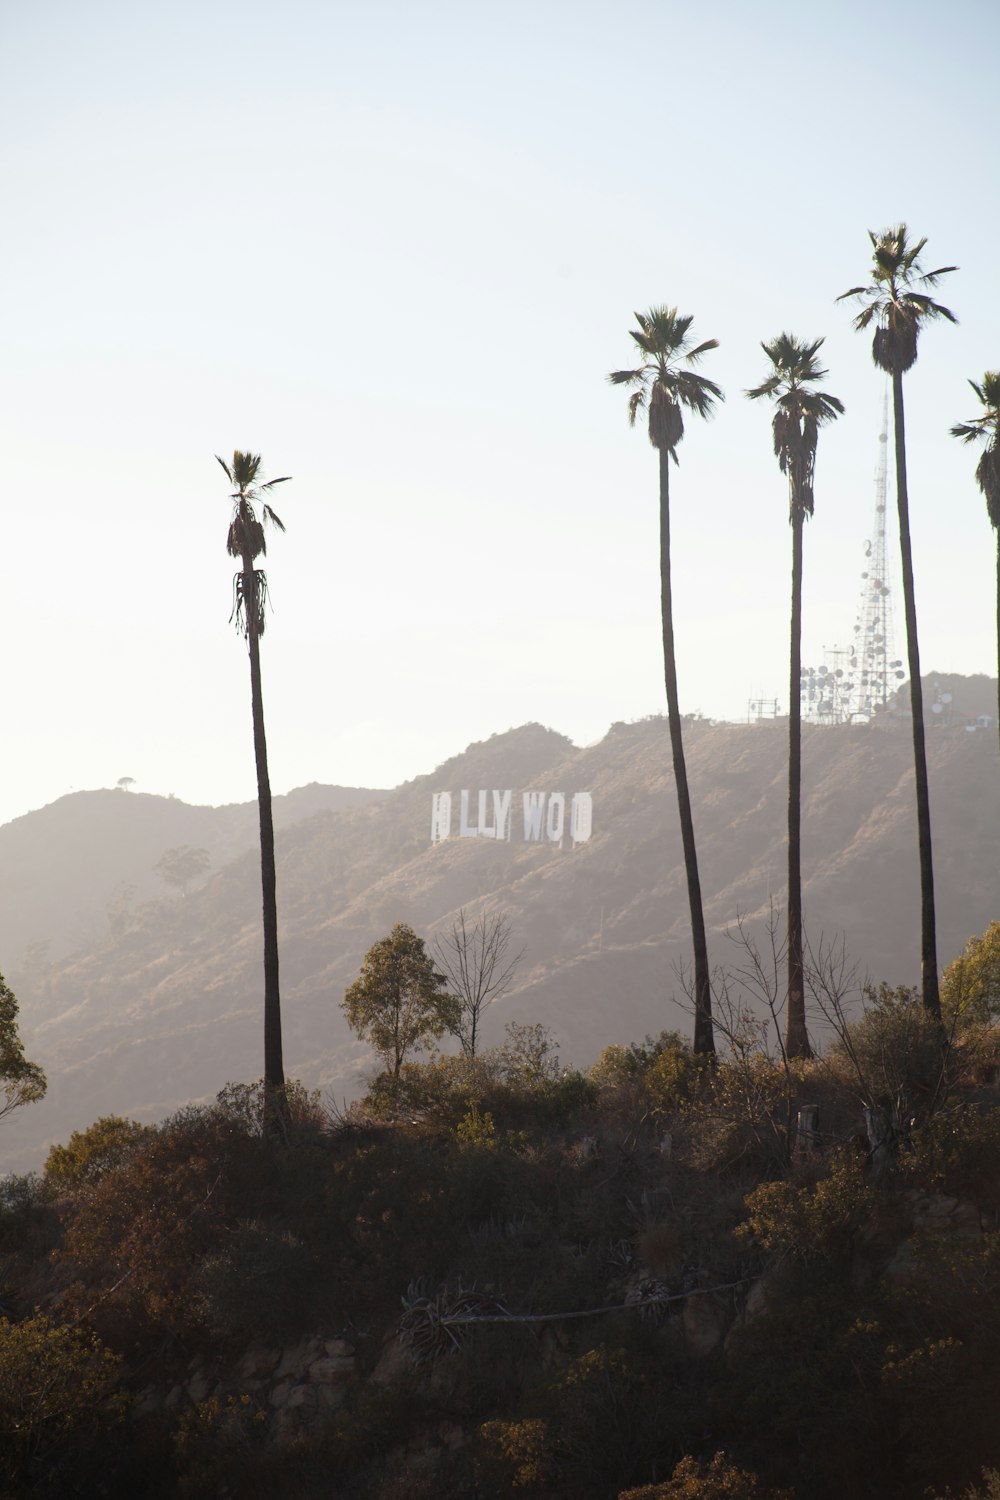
[801,382,904,722]
[850,381,904,716]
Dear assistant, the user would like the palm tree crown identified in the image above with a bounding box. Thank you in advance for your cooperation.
[747,335,844,520]
[216,451,290,639]
[609,307,723,458]
[951,372,1000,527]
[838,224,957,373]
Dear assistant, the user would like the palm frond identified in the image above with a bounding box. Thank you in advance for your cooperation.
[262,504,286,531]
[608,367,647,387]
[215,454,233,484]
[627,389,646,427]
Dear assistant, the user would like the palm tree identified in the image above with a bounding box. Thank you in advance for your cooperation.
[951,373,1000,752]
[747,336,843,1060]
[609,308,723,1055]
[216,450,291,1118]
[839,226,957,1019]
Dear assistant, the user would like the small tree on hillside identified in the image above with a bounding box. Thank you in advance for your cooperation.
[0,971,46,1125]
[155,845,211,897]
[432,908,523,1058]
[343,924,460,1079]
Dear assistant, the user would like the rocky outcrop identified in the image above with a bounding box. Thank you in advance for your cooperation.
[133,1333,359,1434]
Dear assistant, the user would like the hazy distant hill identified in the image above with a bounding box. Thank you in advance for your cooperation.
[2,688,999,1173]
[0,781,386,961]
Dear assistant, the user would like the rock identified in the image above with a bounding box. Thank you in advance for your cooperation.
[275,1338,322,1381]
[682,1293,728,1358]
[269,1381,293,1409]
[132,1384,160,1416]
[186,1369,213,1404]
[285,1383,318,1410]
[308,1354,356,1385]
[373,1335,412,1385]
[324,1338,355,1360]
[316,1383,349,1410]
[237,1345,282,1382]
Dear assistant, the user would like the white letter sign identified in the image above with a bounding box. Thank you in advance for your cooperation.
[431,792,452,842]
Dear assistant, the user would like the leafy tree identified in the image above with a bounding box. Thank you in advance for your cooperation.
[839,225,956,1020]
[342,924,460,1079]
[43,1116,154,1196]
[0,1312,125,1494]
[155,844,211,897]
[620,1452,794,1499]
[432,908,522,1058]
[0,971,46,1125]
[747,335,843,1059]
[609,307,723,1055]
[216,450,291,1125]
[951,372,1000,749]
[941,921,1000,1028]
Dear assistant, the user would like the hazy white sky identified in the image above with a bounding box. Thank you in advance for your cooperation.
[2,0,998,827]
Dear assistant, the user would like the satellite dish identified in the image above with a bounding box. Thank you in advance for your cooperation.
[819,665,828,676]
[932,703,943,714]
[942,693,953,704]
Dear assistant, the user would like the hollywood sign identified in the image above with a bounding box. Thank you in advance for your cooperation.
[431,790,593,845]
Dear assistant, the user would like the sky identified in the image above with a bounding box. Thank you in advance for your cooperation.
[2,0,999,828]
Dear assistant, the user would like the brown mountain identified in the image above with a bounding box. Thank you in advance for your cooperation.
[2,689,999,1173]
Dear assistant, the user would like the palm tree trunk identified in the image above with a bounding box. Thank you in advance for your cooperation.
[891,373,941,1018]
[786,504,810,1058]
[659,448,714,1055]
[243,558,286,1112]
[995,529,1000,759]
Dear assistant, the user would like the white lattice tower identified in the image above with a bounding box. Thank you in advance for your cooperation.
[850,382,904,717]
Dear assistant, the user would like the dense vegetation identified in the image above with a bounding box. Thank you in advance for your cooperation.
[4,948,1000,1497]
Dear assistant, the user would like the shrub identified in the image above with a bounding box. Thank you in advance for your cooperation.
[43,1116,155,1197]
[619,1451,794,1499]
[736,1154,874,1266]
[942,922,1000,1028]
[0,1312,126,1494]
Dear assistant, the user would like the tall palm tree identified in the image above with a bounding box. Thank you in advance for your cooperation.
[839,225,957,1019]
[747,336,843,1060]
[216,450,291,1117]
[609,308,723,1055]
[951,373,1000,753]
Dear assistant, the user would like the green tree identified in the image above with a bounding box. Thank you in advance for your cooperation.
[0,1313,125,1493]
[839,226,957,1019]
[343,924,460,1079]
[951,372,1000,749]
[747,335,843,1059]
[155,844,211,897]
[0,970,45,1125]
[609,307,723,1055]
[43,1115,154,1196]
[216,450,290,1123]
[941,921,1000,1028]
[620,1451,794,1499]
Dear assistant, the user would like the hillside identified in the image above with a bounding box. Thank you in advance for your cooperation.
[2,695,1000,1172]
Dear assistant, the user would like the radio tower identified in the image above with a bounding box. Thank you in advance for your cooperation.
[850,381,905,717]
[800,382,904,723]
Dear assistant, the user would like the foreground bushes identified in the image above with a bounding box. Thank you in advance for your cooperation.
[2,989,1000,1496]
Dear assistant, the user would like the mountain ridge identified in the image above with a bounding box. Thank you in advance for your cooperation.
[2,688,999,1172]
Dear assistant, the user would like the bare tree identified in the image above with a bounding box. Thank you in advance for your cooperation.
[433,909,523,1059]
